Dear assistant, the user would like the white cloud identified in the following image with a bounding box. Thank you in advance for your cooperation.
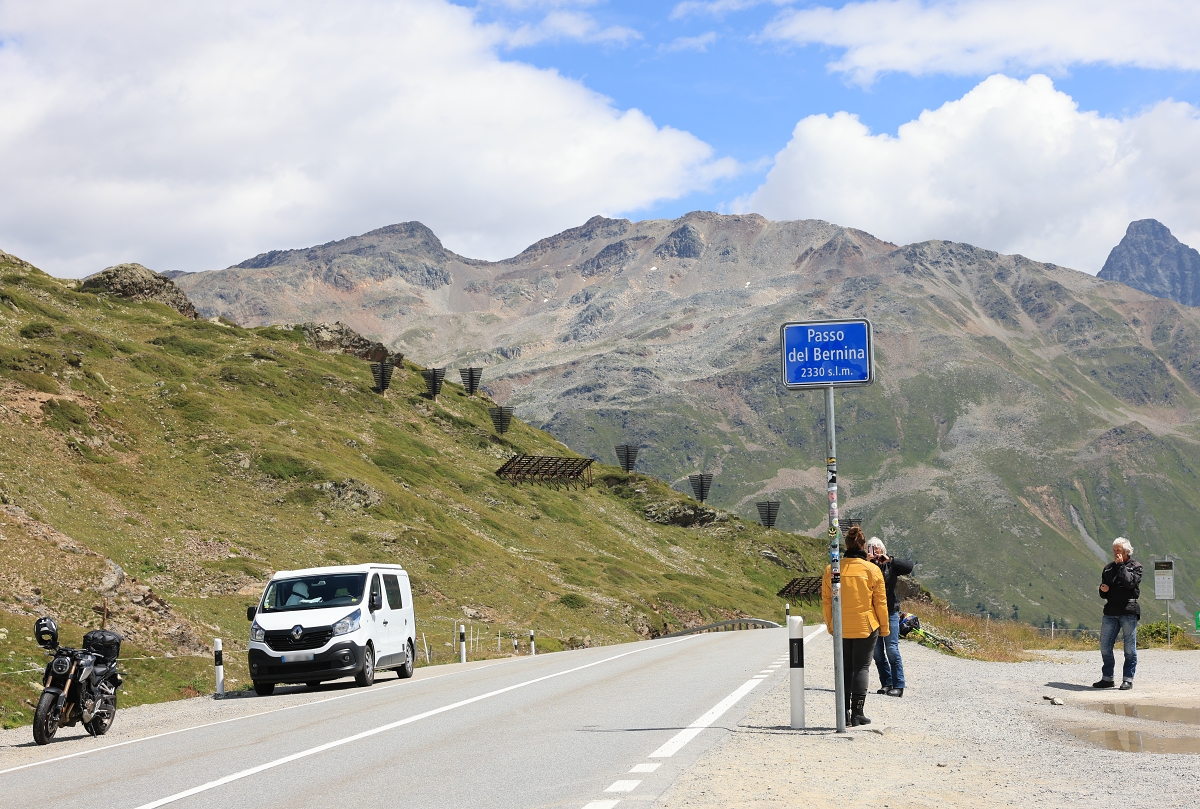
[662,32,719,53]
[671,1,788,21]
[764,0,1200,84]
[502,10,641,47]
[738,74,1200,273]
[0,0,731,276]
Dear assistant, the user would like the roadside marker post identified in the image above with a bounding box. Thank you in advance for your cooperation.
[1155,561,1175,646]
[460,625,466,664]
[780,318,874,734]
[213,638,224,699]
[530,629,536,656]
[788,616,805,729]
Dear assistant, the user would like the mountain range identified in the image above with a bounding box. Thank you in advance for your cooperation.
[164,212,1200,627]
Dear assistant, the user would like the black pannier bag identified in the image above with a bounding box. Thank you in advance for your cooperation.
[83,629,122,662]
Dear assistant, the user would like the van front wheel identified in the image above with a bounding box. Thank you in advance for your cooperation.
[355,644,375,687]
[398,641,415,679]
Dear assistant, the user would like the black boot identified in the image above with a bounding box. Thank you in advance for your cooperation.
[851,693,871,726]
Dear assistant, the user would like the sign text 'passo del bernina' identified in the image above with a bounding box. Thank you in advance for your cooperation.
[779,319,874,389]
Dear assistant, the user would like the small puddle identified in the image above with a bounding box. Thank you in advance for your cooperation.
[1069,728,1200,754]
[1082,703,1200,725]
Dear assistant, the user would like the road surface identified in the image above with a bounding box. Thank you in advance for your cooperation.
[1,626,823,809]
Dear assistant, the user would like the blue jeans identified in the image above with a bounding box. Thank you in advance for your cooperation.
[1100,614,1138,682]
[873,612,904,689]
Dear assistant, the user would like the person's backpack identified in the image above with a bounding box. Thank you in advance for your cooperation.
[898,612,920,638]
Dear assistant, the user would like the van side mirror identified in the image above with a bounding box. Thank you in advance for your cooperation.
[370,592,383,612]
[247,605,257,621]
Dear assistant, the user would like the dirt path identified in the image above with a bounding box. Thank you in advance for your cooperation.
[655,636,1200,809]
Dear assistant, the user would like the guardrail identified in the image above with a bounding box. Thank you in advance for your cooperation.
[660,618,781,638]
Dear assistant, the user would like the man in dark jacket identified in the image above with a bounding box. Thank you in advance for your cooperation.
[1094,536,1142,690]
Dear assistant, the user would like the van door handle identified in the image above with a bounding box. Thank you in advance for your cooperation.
[383,620,389,626]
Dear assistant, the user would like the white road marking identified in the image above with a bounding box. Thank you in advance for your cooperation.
[646,626,828,760]
[128,637,695,809]
[0,657,518,776]
[606,780,641,792]
[582,802,620,809]
[648,677,763,758]
[629,763,660,773]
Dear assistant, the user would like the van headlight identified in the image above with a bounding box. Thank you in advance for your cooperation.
[250,621,265,643]
[332,609,361,636]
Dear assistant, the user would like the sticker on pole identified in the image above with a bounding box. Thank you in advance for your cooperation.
[1154,560,1174,600]
[780,319,874,389]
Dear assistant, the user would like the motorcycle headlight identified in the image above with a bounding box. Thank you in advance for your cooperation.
[332,609,361,636]
[51,656,70,675]
[250,621,265,643]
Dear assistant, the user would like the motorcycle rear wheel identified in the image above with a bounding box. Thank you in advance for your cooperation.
[32,691,59,746]
[85,698,117,736]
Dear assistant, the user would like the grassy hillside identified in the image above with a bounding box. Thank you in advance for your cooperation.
[0,256,823,728]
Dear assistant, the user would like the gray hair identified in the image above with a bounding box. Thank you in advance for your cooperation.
[1112,537,1132,555]
[866,536,886,555]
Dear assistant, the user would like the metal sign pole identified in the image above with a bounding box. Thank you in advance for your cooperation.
[826,385,846,733]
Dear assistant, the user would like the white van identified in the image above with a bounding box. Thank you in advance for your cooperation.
[246,563,415,696]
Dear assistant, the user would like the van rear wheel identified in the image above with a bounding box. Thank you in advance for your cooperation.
[354,644,375,687]
[253,681,275,696]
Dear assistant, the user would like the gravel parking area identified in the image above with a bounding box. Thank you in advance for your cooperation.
[655,636,1200,809]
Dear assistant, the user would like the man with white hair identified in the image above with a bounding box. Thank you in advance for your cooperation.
[1095,537,1142,690]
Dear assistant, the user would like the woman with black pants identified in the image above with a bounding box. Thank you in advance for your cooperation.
[822,526,890,726]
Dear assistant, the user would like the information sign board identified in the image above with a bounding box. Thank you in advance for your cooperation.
[1154,560,1175,600]
[780,319,874,389]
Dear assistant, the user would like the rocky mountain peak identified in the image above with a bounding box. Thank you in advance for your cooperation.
[1098,219,1200,306]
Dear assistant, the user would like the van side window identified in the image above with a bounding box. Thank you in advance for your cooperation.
[383,574,403,609]
[369,574,382,609]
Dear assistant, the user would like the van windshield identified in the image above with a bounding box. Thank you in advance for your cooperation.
[261,573,367,613]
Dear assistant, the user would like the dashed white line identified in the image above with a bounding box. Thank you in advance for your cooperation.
[582,801,620,809]
[606,780,642,792]
[629,763,661,773]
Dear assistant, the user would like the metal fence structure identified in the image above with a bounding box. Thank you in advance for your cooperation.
[458,367,482,396]
[422,368,446,399]
[660,618,781,638]
[496,455,594,489]
[688,473,713,503]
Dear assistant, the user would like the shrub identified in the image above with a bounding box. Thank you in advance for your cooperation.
[19,321,55,339]
[256,451,324,480]
[558,593,588,609]
[42,399,94,434]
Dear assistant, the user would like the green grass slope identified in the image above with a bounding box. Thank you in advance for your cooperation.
[0,256,822,728]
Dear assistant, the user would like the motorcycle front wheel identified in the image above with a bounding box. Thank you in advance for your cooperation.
[32,691,59,745]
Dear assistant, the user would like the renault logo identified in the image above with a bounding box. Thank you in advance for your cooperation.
[291,625,303,641]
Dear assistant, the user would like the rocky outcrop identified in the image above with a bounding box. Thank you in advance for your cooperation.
[654,223,705,259]
[1099,219,1200,306]
[81,263,198,319]
[643,501,719,527]
[302,322,395,363]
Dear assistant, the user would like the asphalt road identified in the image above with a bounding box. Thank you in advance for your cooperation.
[1,626,823,809]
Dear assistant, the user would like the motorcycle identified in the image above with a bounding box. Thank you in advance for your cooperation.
[32,616,124,745]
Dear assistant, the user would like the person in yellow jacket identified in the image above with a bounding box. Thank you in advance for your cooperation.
[822,525,889,726]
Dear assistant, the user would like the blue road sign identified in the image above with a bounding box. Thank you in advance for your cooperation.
[779,319,874,389]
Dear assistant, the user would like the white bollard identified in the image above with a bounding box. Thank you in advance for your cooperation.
[214,638,225,698]
[788,616,804,729]
[512,635,518,654]
[529,629,535,656]
[460,624,466,664]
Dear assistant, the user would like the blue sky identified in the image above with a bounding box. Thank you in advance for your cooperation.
[2,1,1200,274]
[470,1,1200,241]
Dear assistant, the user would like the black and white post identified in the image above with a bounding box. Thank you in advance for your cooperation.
[213,638,224,698]
[789,616,804,728]
[529,629,536,656]
[460,624,466,664]
[826,386,847,732]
